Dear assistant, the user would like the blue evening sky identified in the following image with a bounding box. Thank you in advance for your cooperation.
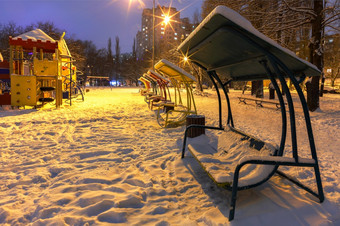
[0,0,204,53]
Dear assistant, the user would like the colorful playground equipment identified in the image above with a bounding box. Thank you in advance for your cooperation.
[0,60,11,105]
[179,6,324,221]
[0,29,83,108]
[142,73,161,103]
[154,59,197,127]
[139,76,152,96]
[58,32,84,105]
[146,69,172,110]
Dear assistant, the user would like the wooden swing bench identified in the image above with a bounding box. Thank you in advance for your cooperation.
[237,96,286,109]
[178,6,324,221]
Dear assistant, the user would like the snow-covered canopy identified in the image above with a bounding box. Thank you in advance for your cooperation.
[9,29,57,53]
[154,59,196,83]
[148,69,170,83]
[12,29,56,43]
[178,5,321,81]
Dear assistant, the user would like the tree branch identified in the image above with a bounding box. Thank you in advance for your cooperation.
[326,24,340,32]
[322,12,340,25]
[283,0,317,17]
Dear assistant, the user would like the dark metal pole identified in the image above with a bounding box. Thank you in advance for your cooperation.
[69,58,72,106]
[207,71,223,129]
[211,71,234,127]
[260,60,287,155]
[152,0,155,70]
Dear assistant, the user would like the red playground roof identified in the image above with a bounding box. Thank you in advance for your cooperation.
[9,29,58,53]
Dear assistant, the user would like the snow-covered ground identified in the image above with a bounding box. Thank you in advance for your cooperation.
[0,87,339,225]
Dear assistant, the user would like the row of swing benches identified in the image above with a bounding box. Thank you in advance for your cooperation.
[141,6,324,221]
[139,59,197,128]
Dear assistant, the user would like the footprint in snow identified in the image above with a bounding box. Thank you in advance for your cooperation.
[97,211,127,223]
[115,195,144,208]
[39,207,61,219]
[156,221,170,226]
[80,200,114,217]
[76,194,116,208]
[147,206,168,215]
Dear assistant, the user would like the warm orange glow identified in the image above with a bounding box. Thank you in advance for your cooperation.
[179,52,191,67]
[163,15,170,25]
[127,0,145,12]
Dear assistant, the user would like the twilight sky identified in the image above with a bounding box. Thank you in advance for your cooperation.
[0,0,204,53]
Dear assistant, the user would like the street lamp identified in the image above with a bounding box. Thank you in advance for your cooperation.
[152,0,155,70]
[163,15,170,25]
[129,0,177,70]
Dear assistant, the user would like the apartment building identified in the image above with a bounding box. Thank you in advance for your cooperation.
[136,5,194,59]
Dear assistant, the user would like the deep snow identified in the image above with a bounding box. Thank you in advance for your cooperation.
[0,87,339,225]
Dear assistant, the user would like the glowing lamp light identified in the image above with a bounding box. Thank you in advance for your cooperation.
[183,56,188,62]
[163,16,170,25]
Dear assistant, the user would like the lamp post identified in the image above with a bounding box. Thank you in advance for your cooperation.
[152,0,155,70]
[129,0,171,70]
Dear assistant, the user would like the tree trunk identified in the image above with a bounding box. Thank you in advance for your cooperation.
[251,80,263,98]
[191,64,203,92]
[197,67,203,92]
[320,73,325,97]
[307,0,323,111]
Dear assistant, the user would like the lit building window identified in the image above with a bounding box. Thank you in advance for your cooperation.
[161,32,164,34]
[161,27,164,30]
[175,33,177,36]
[174,37,177,40]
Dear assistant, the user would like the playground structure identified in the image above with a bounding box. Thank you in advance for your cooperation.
[179,6,324,221]
[0,60,11,105]
[142,73,158,98]
[154,59,197,127]
[0,29,83,108]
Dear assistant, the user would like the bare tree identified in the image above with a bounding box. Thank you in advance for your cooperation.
[107,38,114,80]
[324,34,340,87]
[115,36,121,86]
[202,0,339,110]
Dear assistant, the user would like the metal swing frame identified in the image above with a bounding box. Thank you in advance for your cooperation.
[180,18,324,221]
[147,69,172,109]
[154,59,197,128]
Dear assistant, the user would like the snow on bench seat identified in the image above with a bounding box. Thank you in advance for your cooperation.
[187,127,278,187]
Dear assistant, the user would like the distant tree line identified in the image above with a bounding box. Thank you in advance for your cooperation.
[0,21,151,87]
